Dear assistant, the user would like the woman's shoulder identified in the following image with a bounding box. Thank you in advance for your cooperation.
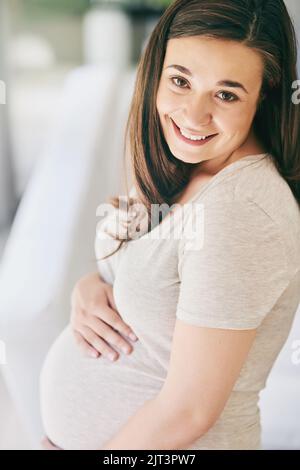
[234,154,300,238]
[193,153,300,279]
[200,153,299,225]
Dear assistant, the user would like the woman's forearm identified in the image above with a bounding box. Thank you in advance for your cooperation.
[101,396,203,450]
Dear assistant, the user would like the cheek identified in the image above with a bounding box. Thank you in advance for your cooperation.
[217,104,254,133]
[156,87,179,114]
[233,100,258,124]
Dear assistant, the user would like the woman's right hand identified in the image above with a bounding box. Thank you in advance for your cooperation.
[70,272,138,361]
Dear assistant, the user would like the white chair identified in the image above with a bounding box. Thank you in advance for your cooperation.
[0,63,137,448]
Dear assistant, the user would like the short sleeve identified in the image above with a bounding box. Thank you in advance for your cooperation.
[176,200,289,329]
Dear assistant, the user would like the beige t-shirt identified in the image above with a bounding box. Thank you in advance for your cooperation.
[40,153,300,449]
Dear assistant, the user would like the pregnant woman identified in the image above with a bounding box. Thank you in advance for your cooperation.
[40,0,300,450]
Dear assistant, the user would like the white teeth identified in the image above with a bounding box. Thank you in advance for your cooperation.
[179,128,208,140]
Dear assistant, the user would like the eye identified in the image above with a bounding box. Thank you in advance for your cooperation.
[217,91,239,102]
[170,77,239,103]
[170,76,189,89]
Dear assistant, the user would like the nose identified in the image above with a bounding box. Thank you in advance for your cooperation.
[182,94,212,131]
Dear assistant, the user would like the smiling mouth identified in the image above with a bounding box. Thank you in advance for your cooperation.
[171,119,218,146]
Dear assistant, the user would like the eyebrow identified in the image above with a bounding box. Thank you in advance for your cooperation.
[165,64,249,94]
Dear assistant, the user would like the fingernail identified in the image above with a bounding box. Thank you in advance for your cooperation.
[129,332,138,341]
[108,352,117,361]
[122,345,131,354]
[90,350,99,358]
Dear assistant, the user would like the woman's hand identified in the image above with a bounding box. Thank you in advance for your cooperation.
[70,272,138,361]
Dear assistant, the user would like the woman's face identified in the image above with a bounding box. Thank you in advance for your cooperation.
[156,36,265,174]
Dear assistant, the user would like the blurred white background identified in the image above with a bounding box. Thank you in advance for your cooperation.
[0,0,299,450]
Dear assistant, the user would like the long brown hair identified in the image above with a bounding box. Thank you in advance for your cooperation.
[99,0,300,260]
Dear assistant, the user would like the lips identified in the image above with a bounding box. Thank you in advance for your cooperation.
[171,118,217,138]
[170,118,218,146]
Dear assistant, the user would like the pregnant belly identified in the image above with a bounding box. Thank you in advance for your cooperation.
[40,324,164,450]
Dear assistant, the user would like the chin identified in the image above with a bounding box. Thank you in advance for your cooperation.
[173,153,202,164]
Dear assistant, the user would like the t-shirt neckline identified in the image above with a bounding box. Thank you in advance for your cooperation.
[130,152,269,242]
[184,152,269,206]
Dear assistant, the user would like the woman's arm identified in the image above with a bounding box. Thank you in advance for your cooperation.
[102,396,203,450]
[101,319,257,450]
